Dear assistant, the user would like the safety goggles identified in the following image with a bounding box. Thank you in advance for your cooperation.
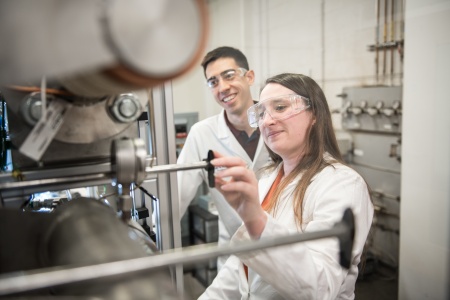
[247,94,311,128]
[206,68,248,89]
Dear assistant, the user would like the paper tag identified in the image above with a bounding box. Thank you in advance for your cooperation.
[353,148,364,156]
[19,99,72,161]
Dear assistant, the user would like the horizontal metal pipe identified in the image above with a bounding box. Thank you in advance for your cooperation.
[371,190,400,201]
[0,222,347,295]
[0,159,208,196]
[0,172,112,191]
[145,161,208,176]
[350,161,400,174]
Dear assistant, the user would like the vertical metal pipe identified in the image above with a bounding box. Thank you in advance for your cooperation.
[321,0,326,89]
[390,0,395,84]
[146,89,156,163]
[375,0,380,83]
[383,0,388,79]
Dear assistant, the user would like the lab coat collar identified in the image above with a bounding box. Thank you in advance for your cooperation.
[217,110,231,139]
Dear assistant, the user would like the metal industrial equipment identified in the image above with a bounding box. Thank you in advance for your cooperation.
[337,85,402,270]
[0,1,359,298]
[0,0,209,298]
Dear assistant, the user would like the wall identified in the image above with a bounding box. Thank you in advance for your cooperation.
[173,0,450,298]
[173,0,404,125]
[399,1,450,299]
[172,0,248,120]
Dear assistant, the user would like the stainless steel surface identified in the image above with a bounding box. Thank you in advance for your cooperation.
[0,1,208,93]
[113,138,147,185]
[0,198,180,299]
[104,0,204,76]
[0,211,353,296]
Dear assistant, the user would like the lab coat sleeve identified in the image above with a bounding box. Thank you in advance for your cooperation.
[231,166,373,300]
[198,255,244,300]
[177,124,207,218]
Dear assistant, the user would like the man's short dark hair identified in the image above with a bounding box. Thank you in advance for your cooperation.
[201,46,250,76]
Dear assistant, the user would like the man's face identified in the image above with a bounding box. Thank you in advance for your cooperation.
[204,57,255,116]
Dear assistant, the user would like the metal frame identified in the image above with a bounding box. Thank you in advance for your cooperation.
[147,83,184,293]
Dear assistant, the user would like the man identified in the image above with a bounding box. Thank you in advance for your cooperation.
[177,46,270,269]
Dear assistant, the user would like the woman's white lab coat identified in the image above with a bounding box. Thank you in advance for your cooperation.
[177,110,270,269]
[199,162,374,300]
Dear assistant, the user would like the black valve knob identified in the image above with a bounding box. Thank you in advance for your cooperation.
[204,150,215,188]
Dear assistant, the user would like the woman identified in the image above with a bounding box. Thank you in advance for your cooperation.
[199,73,374,300]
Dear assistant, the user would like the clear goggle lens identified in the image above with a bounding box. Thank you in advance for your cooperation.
[247,94,311,128]
[206,68,247,88]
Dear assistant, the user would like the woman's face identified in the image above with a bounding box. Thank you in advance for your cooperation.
[259,83,315,162]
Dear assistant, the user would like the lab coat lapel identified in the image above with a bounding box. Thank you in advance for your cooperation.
[217,110,251,162]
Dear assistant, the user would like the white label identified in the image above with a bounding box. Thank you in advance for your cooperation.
[19,99,72,161]
[353,148,364,156]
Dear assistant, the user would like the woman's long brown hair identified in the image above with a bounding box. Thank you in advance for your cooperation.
[261,73,343,229]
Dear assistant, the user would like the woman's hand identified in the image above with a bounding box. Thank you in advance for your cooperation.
[211,151,267,239]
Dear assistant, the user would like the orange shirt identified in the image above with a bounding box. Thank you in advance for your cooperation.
[244,168,284,280]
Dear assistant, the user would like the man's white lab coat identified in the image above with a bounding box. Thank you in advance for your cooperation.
[177,110,270,269]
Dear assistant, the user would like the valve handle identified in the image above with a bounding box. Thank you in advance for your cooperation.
[204,150,215,188]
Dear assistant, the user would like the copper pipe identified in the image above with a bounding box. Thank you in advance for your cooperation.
[5,85,74,97]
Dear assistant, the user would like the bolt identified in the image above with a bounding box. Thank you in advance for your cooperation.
[119,98,138,118]
[110,93,142,123]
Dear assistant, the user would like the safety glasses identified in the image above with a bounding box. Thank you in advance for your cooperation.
[206,68,248,89]
[247,94,311,128]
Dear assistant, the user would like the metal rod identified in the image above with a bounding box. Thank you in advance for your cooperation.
[0,222,348,295]
[145,161,208,177]
[0,159,208,193]
[0,172,112,191]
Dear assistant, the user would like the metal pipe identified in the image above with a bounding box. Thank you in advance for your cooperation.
[145,161,208,176]
[370,190,400,201]
[375,0,380,83]
[0,158,208,194]
[0,213,352,295]
[383,0,388,79]
[390,0,395,84]
[350,161,400,174]
[146,89,157,162]
[0,172,112,192]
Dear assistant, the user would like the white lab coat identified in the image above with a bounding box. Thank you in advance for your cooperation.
[199,162,374,300]
[177,110,270,269]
